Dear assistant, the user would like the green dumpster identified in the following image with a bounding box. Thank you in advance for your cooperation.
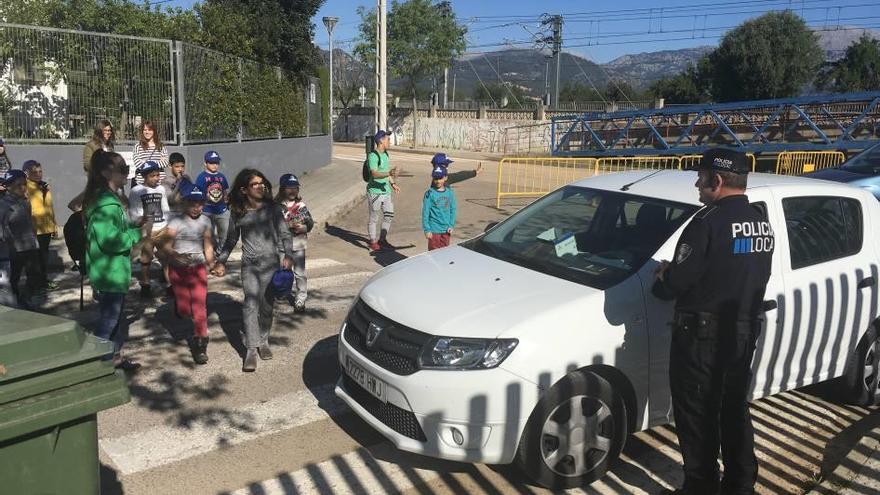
[0,306,130,494]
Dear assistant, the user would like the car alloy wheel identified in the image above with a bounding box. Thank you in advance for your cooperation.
[539,395,613,476]
[516,369,627,489]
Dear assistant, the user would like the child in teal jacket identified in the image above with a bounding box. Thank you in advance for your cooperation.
[422,164,457,251]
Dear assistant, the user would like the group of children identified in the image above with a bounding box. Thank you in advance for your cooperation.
[0,152,59,308]
[125,151,314,368]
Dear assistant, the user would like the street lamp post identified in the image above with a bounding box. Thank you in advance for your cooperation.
[322,16,338,144]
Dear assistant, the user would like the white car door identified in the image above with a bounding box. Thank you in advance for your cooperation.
[752,188,877,398]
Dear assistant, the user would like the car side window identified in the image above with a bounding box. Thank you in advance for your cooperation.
[782,196,863,269]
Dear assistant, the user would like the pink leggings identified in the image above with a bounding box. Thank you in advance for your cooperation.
[168,264,208,337]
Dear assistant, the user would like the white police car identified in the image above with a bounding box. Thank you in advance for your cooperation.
[335,170,880,489]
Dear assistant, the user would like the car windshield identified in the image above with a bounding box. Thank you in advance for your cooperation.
[841,143,880,175]
[463,186,700,290]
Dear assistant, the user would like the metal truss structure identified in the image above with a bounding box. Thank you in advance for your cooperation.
[551,92,880,157]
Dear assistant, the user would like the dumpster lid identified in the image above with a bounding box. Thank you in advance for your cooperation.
[0,306,113,385]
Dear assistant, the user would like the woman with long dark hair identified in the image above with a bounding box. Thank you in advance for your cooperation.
[82,120,115,173]
[132,121,169,185]
[213,168,292,372]
[84,150,150,370]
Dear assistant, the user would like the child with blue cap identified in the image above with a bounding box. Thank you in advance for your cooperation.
[162,183,215,365]
[275,173,314,311]
[422,164,457,250]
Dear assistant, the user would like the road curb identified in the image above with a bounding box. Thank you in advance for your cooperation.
[311,180,365,229]
[807,427,880,494]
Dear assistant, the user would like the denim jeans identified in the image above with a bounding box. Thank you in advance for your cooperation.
[94,291,128,356]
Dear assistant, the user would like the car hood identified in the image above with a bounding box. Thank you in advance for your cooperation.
[359,245,602,339]
[803,168,864,183]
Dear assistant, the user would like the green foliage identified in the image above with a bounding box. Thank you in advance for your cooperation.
[559,83,604,102]
[0,0,323,141]
[472,83,526,106]
[356,0,466,100]
[706,11,824,102]
[818,35,880,92]
[603,80,639,103]
[647,63,710,104]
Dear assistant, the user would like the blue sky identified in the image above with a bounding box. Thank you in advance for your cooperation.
[168,0,880,63]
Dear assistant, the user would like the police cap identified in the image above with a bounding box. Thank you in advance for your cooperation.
[697,148,750,175]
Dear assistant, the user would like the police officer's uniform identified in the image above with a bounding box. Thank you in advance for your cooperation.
[653,149,774,495]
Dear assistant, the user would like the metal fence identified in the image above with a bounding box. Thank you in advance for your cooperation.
[0,23,323,144]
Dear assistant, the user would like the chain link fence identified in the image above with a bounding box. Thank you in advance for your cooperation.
[0,23,323,144]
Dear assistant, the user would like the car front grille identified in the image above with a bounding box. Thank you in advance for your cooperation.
[342,375,427,442]
[343,299,433,376]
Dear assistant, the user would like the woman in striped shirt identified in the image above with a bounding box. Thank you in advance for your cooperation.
[132,121,169,185]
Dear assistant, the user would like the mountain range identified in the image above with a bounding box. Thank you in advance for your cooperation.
[324,27,879,100]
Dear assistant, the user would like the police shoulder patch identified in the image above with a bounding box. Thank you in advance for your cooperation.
[675,243,693,264]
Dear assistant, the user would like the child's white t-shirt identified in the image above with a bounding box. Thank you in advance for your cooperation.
[128,184,171,232]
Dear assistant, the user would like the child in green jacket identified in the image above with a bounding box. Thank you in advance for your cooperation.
[84,150,149,370]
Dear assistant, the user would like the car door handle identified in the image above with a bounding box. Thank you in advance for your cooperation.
[859,277,876,289]
[762,300,778,312]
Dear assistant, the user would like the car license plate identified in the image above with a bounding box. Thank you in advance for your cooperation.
[345,355,387,403]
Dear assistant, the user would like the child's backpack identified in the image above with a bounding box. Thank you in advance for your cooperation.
[362,150,388,182]
[63,211,87,309]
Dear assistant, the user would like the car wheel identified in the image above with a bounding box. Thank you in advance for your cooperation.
[515,369,627,490]
[844,324,880,406]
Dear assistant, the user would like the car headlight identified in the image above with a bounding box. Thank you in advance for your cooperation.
[419,337,518,370]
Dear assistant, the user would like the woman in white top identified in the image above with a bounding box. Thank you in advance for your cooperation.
[132,121,169,185]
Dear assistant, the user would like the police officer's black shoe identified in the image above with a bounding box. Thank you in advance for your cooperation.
[660,487,719,495]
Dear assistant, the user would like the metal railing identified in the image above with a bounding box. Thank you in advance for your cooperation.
[0,23,323,144]
[496,153,759,207]
[775,151,846,175]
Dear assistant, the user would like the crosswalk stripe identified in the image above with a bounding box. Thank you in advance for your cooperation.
[100,384,347,475]
[227,447,440,495]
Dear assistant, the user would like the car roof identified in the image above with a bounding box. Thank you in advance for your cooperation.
[570,169,863,205]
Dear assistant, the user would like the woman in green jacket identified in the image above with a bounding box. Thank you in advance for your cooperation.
[84,150,149,370]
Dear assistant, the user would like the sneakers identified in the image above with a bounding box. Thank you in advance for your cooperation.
[294,299,306,313]
[242,349,258,372]
[257,343,273,360]
[369,241,381,252]
[190,337,208,365]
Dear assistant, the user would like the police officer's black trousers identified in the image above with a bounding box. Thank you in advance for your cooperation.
[669,321,759,495]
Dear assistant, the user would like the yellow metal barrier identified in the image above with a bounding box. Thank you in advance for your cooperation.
[775,151,845,175]
[496,157,598,208]
[596,156,681,174]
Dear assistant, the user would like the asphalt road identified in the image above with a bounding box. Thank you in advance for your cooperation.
[37,149,879,494]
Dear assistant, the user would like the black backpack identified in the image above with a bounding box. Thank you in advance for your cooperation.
[63,211,87,309]
[362,150,387,182]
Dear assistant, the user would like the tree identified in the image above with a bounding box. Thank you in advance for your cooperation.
[195,0,324,80]
[817,34,880,92]
[603,80,639,103]
[706,11,824,102]
[356,0,466,143]
[647,62,710,104]
[472,83,527,107]
[559,83,604,102]
[328,49,372,109]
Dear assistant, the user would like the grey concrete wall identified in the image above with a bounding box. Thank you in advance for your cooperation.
[6,135,330,228]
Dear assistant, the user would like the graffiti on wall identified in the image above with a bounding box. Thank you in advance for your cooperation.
[335,112,553,154]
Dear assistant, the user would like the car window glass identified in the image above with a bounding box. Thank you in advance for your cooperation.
[841,144,880,174]
[782,196,863,269]
[466,186,699,289]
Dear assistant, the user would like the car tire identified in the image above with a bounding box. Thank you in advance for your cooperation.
[843,323,880,406]
[515,369,627,490]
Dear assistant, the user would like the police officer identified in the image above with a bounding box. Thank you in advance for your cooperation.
[653,148,774,495]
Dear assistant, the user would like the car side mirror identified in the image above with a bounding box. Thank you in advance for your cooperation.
[484,221,498,233]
